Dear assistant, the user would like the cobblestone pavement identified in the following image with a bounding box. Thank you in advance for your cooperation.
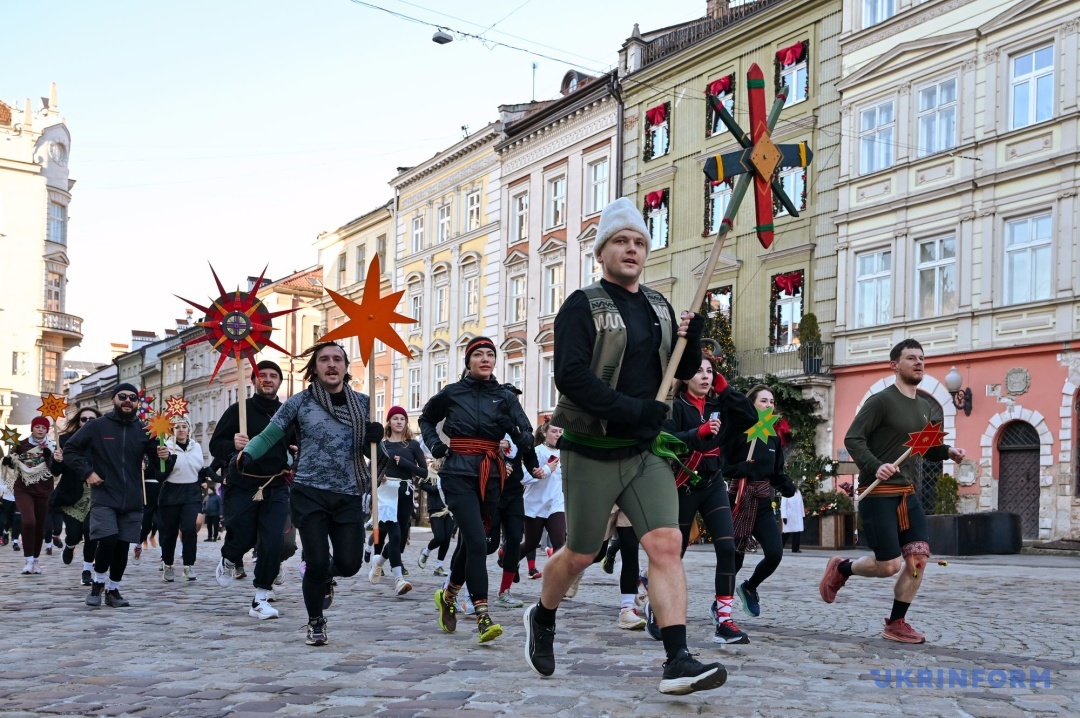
[1,533,1077,717]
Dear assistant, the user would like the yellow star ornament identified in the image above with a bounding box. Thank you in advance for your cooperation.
[145,413,174,441]
[38,394,69,423]
[319,254,416,363]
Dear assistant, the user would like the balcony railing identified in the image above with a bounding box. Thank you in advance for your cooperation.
[640,0,783,68]
[40,310,83,336]
[726,342,834,380]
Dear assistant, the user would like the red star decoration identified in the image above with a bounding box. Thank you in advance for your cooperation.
[904,421,947,457]
[319,254,416,364]
[177,265,298,384]
[163,395,189,419]
[38,394,69,423]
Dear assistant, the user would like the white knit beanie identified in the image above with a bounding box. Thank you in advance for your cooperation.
[594,197,650,256]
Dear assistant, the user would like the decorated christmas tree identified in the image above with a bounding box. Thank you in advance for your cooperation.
[698,294,738,379]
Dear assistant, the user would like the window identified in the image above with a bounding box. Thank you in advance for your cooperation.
[770,271,803,349]
[582,250,601,285]
[542,263,564,315]
[375,391,385,418]
[437,204,452,243]
[774,167,807,216]
[45,270,62,312]
[706,285,732,321]
[376,234,387,266]
[462,275,479,319]
[508,361,524,393]
[509,273,527,323]
[434,284,449,325]
[1004,214,1052,305]
[706,76,735,137]
[408,367,422,410]
[915,236,957,318]
[1010,45,1054,129]
[863,0,894,27]
[433,361,448,394]
[408,285,423,332]
[467,191,481,230]
[375,339,386,354]
[47,201,66,245]
[547,177,566,228]
[917,77,957,156]
[355,245,366,280]
[644,103,670,160]
[644,190,669,251]
[336,253,347,289]
[706,180,733,235]
[854,249,892,327]
[541,355,558,410]
[859,100,895,175]
[512,193,529,244]
[42,350,58,393]
[411,215,425,253]
[587,159,608,215]
[777,42,808,106]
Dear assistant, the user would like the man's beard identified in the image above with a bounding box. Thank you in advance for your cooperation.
[117,405,136,417]
[256,385,278,398]
[899,372,923,387]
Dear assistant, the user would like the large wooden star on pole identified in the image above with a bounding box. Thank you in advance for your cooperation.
[319,254,416,364]
[1,426,21,449]
[38,394,69,423]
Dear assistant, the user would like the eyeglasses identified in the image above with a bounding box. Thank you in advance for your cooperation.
[115,393,139,402]
[79,416,94,423]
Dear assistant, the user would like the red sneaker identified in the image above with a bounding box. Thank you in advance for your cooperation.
[882,617,925,644]
[819,556,848,603]
[529,568,542,579]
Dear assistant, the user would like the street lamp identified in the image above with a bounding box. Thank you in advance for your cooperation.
[944,365,972,416]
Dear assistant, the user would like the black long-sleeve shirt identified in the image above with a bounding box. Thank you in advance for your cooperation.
[209,393,294,490]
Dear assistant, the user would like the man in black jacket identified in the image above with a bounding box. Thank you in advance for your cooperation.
[209,360,294,620]
[64,383,169,607]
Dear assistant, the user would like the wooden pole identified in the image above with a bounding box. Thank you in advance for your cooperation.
[655,92,789,402]
[368,359,379,545]
[854,447,913,509]
[235,353,248,437]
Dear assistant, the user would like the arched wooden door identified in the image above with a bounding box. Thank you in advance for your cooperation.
[997,421,1040,539]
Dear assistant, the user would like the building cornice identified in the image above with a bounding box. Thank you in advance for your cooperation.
[840,0,977,53]
[391,123,501,190]
[398,153,499,210]
[499,104,617,175]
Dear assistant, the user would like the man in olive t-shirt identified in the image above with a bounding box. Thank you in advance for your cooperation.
[820,339,966,645]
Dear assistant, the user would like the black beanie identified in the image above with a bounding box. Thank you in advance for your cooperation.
[463,336,497,368]
[112,382,140,398]
[251,360,283,381]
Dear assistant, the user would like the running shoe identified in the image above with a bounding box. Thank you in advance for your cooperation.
[714,620,750,644]
[460,597,475,615]
[563,572,582,600]
[31,561,41,574]
[618,607,646,630]
[659,649,727,695]
[402,566,409,576]
[523,603,556,677]
[12,540,20,551]
[495,590,523,608]
[737,581,760,617]
[882,617,926,644]
[85,582,105,607]
[215,557,235,587]
[368,561,384,584]
[53,536,63,549]
[132,545,142,565]
[249,599,279,620]
[433,566,447,577]
[183,566,197,581]
[418,548,430,569]
[819,556,849,604]
[434,588,457,634]
[529,567,542,579]
[162,564,175,582]
[305,617,328,646]
[62,545,75,565]
[22,559,33,575]
[234,567,247,580]
[273,571,284,586]
[601,554,615,574]
[45,546,52,556]
[266,589,277,603]
[395,578,412,596]
[81,570,92,586]
[105,589,130,608]
[476,612,503,644]
[643,600,661,641]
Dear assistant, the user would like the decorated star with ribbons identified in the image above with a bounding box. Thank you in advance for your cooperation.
[319,255,416,364]
[137,389,155,423]
[745,406,780,444]
[163,395,190,419]
[145,413,174,441]
[37,394,69,423]
[904,421,947,456]
[1,426,21,449]
[178,265,298,384]
[703,62,814,249]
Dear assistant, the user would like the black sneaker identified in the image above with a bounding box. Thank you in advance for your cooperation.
[713,620,750,644]
[81,570,92,586]
[322,579,335,610]
[644,600,661,641]
[86,582,105,607]
[62,545,75,565]
[105,589,130,608]
[435,588,457,634]
[738,581,760,617]
[306,617,328,646]
[659,649,728,695]
[401,566,409,576]
[12,540,20,551]
[523,603,556,677]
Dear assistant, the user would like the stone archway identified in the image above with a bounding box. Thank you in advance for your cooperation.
[979,405,1054,540]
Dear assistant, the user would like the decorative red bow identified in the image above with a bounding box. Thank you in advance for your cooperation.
[777,41,805,67]
[645,104,667,126]
[644,191,666,210]
[774,271,802,296]
[707,76,732,97]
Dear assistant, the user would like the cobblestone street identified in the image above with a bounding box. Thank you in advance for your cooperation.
[1,533,1077,717]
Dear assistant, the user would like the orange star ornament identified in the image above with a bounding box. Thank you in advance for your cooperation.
[38,394,69,423]
[145,413,174,441]
[904,421,947,456]
[319,255,416,363]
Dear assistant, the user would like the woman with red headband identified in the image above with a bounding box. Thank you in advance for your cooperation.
[419,336,537,644]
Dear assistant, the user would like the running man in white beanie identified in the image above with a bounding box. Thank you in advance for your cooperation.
[523,197,726,695]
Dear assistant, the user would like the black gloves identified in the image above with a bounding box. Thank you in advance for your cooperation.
[365,422,383,444]
[639,400,671,434]
[1,455,11,467]
[230,451,252,481]
[431,443,449,459]
[684,312,706,344]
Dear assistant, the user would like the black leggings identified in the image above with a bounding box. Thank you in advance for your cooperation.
[678,478,737,597]
[519,513,566,559]
[158,501,201,567]
[596,526,640,594]
[93,534,129,583]
[62,513,97,563]
[734,500,783,590]
[373,520,403,568]
[442,473,500,602]
[397,481,414,554]
[290,485,365,619]
[0,499,18,539]
[487,493,524,570]
[426,514,455,560]
[139,503,157,544]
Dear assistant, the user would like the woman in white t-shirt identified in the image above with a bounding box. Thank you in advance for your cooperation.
[517,421,566,575]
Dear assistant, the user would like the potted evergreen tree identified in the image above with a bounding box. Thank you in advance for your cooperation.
[799,312,822,374]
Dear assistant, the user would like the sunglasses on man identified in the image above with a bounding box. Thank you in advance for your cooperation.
[116,392,139,402]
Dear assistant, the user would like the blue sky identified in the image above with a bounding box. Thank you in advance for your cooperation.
[4,0,703,360]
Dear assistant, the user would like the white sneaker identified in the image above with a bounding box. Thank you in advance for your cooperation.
[495,590,523,608]
[131,545,142,565]
[266,588,277,602]
[215,557,235,587]
[22,559,34,575]
[460,597,475,615]
[183,566,197,581]
[368,561,384,584]
[249,599,279,620]
[162,564,175,582]
[395,578,412,596]
[31,561,42,574]
[417,548,429,569]
[564,572,583,600]
[618,607,646,630]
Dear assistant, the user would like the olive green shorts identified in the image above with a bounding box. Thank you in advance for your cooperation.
[562,450,679,556]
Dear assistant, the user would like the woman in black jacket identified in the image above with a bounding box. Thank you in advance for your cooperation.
[663,356,756,644]
[418,336,536,644]
[50,408,101,584]
[720,384,796,620]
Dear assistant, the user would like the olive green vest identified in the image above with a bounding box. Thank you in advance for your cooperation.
[551,281,672,436]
